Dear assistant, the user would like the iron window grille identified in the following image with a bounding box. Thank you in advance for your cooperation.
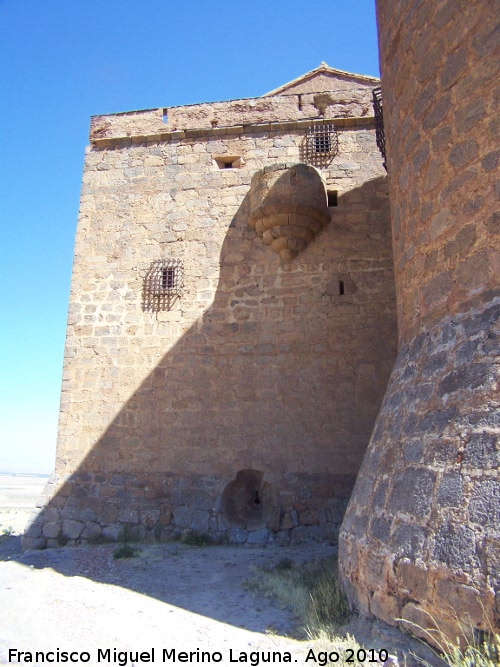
[143,258,184,311]
[305,122,339,165]
[372,87,386,170]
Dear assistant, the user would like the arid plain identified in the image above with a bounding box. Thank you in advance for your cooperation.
[0,473,49,536]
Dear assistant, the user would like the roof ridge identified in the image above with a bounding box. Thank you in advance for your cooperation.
[262,62,379,97]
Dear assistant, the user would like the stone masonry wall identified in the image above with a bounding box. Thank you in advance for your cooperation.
[24,81,397,548]
[89,76,378,142]
[90,90,376,141]
[339,0,500,645]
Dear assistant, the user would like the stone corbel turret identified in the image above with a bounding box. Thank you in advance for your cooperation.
[248,163,330,260]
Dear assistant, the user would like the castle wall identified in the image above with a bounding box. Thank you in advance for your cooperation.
[24,90,397,548]
[89,87,376,141]
[339,0,500,643]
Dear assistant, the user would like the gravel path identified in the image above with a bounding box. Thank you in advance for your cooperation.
[0,537,445,667]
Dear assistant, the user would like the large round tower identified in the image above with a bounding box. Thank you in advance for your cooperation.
[339,0,499,643]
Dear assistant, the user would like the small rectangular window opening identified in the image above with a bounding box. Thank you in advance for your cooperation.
[328,191,338,207]
[216,156,241,169]
[162,109,168,124]
[162,268,176,289]
[339,280,345,296]
[315,133,330,153]
[298,94,302,111]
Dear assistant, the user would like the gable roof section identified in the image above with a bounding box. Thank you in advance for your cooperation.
[263,62,379,97]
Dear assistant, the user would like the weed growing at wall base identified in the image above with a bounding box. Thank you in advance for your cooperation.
[245,557,371,666]
[444,635,500,667]
[180,530,215,546]
[113,544,138,559]
[244,557,351,636]
[401,607,500,667]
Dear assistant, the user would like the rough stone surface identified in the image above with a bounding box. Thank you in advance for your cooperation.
[62,519,84,540]
[89,64,379,142]
[339,0,500,646]
[23,13,500,648]
[25,64,396,549]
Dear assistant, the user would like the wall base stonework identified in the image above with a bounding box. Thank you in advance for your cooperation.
[23,471,354,549]
[340,295,500,642]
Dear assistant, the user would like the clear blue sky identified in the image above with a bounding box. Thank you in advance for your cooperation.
[0,0,380,473]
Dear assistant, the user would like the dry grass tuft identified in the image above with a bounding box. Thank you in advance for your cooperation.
[244,556,373,666]
[401,605,500,667]
[245,556,350,632]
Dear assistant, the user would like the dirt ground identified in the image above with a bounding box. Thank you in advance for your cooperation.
[0,475,444,667]
[0,538,449,667]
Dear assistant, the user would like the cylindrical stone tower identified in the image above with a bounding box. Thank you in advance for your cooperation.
[339,0,499,645]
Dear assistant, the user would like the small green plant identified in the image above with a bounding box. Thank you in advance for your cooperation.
[113,544,137,559]
[180,530,213,546]
[1,526,13,536]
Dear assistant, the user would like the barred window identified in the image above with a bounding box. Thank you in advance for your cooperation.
[305,123,339,165]
[142,258,184,312]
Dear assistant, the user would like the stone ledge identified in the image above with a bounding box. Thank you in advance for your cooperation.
[90,117,376,148]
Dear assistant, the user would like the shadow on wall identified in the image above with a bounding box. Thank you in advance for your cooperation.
[23,169,397,554]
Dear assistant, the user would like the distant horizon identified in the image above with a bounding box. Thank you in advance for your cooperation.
[0,463,52,476]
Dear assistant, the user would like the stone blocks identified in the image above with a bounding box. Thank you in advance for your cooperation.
[25,69,396,555]
[25,470,353,547]
[339,0,500,645]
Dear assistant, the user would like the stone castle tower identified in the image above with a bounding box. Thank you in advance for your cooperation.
[24,64,398,548]
[24,0,499,644]
[339,0,499,644]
